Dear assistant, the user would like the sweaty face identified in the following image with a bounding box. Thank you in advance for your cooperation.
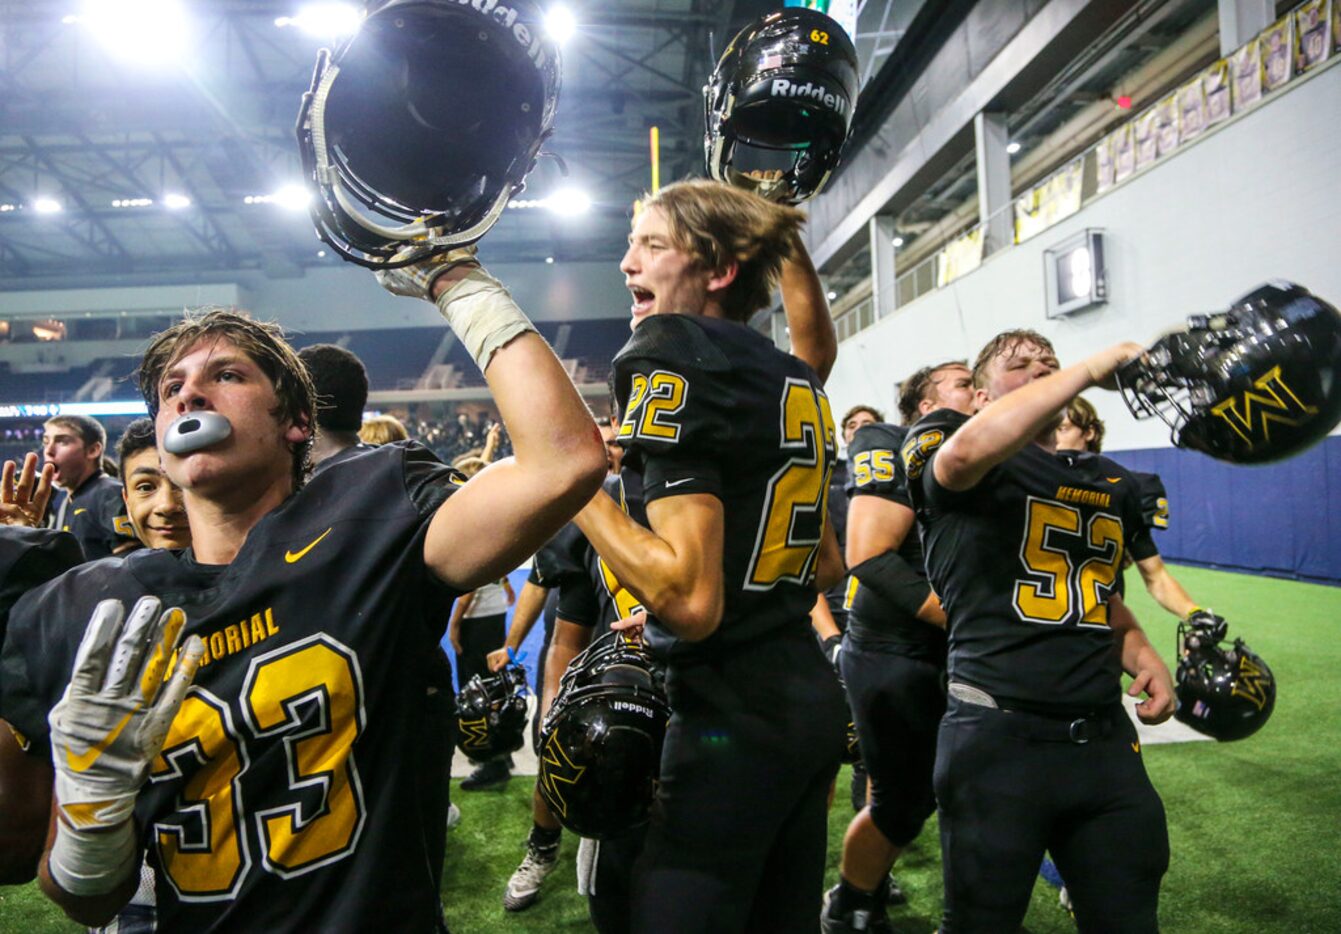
[619,206,711,329]
[154,336,308,499]
[42,424,99,490]
[982,340,1061,402]
[842,409,878,446]
[120,447,191,549]
[923,365,976,418]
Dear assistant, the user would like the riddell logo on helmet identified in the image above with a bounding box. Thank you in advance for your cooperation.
[456,0,549,68]
[770,78,846,113]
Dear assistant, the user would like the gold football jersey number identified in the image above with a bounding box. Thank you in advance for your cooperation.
[1013,496,1124,627]
[151,635,366,899]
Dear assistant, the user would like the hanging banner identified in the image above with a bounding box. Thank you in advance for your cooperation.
[1112,123,1136,183]
[784,0,857,42]
[1177,74,1209,143]
[1260,14,1294,91]
[1205,59,1232,125]
[936,227,984,288]
[1134,108,1158,171]
[1230,41,1263,112]
[1014,159,1083,243]
[1154,93,1180,157]
[1095,134,1115,193]
[1294,0,1332,72]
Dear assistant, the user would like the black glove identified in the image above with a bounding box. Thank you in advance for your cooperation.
[1184,608,1227,642]
[821,633,843,672]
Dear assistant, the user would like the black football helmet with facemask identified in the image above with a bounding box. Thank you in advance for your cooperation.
[455,663,530,759]
[297,0,561,267]
[1174,614,1276,741]
[1117,281,1341,464]
[704,8,858,204]
[537,632,670,839]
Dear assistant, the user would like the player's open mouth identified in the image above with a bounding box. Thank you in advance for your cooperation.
[629,286,655,317]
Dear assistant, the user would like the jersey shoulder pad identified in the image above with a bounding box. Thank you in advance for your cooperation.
[847,423,908,496]
[613,314,732,374]
[901,408,968,480]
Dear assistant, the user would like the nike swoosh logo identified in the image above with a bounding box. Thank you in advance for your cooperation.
[65,707,139,773]
[664,478,696,489]
[1106,477,1123,484]
[1131,741,1141,753]
[285,527,333,564]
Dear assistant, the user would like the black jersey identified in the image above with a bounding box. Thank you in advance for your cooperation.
[613,314,836,661]
[904,409,1158,713]
[1132,471,1170,532]
[54,472,138,560]
[553,470,647,630]
[1,442,464,931]
[844,423,946,660]
[0,527,83,714]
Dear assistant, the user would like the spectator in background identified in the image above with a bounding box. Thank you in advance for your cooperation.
[360,414,410,445]
[41,414,138,559]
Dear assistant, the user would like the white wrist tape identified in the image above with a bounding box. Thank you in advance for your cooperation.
[434,267,537,371]
[48,818,138,896]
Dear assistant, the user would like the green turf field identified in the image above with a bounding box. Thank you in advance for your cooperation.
[3,565,1338,932]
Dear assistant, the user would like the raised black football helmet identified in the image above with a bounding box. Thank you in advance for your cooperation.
[1117,281,1341,464]
[704,8,858,204]
[296,0,561,267]
[1174,615,1276,741]
[537,632,670,839]
[456,663,530,760]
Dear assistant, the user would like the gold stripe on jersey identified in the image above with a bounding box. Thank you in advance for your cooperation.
[198,607,280,668]
[1054,485,1112,509]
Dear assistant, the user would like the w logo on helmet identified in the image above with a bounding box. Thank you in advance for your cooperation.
[1231,655,1273,711]
[1210,365,1318,448]
[458,716,490,749]
[538,734,587,818]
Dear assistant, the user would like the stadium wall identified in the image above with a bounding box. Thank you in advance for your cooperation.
[824,60,1341,583]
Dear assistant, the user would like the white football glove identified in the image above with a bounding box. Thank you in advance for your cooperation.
[373,245,480,300]
[47,597,204,894]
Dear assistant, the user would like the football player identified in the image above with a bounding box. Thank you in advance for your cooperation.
[42,414,139,558]
[573,179,847,932]
[0,253,605,929]
[822,361,975,933]
[298,343,374,472]
[904,329,1175,933]
[114,419,191,552]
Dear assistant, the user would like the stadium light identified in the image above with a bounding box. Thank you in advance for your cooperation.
[76,0,190,65]
[891,236,904,248]
[275,3,363,40]
[1006,141,1022,155]
[545,4,576,44]
[246,185,311,210]
[546,188,591,216]
[33,198,62,214]
[163,193,191,210]
[112,197,153,208]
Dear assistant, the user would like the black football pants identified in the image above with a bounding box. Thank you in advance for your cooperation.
[631,628,846,933]
[935,696,1168,933]
[839,634,945,846]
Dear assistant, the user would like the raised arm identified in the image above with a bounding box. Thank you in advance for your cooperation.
[378,258,606,591]
[779,233,837,382]
[934,343,1144,492]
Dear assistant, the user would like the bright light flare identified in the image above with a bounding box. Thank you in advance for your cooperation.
[33,198,63,214]
[275,3,364,39]
[77,0,190,65]
[1006,141,1022,155]
[547,188,591,215]
[545,4,576,44]
[272,184,312,211]
[163,193,191,209]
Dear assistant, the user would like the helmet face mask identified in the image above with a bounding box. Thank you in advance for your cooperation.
[1173,620,1276,741]
[538,633,669,839]
[704,9,858,205]
[297,0,561,267]
[1118,281,1341,464]
[455,664,530,759]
